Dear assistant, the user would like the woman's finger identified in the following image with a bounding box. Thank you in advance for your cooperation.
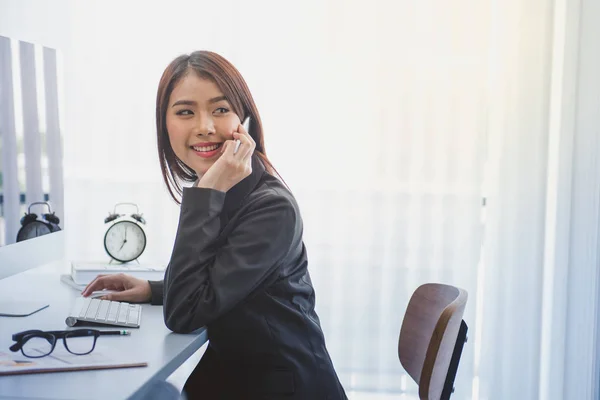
[238,120,249,135]
[221,139,236,158]
[102,289,136,302]
[236,123,255,144]
[232,132,246,157]
[239,138,255,162]
[243,134,257,161]
[82,274,107,296]
[233,139,242,155]
[246,129,256,147]
[82,275,124,296]
[233,130,254,160]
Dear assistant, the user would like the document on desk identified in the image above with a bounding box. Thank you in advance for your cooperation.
[0,344,147,376]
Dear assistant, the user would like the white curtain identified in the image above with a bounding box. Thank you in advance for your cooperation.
[477,0,554,398]
[63,1,558,398]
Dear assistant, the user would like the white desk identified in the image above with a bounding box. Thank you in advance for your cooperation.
[0,261,207,400]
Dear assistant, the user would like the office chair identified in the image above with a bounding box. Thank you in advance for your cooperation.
[398,283,468,400]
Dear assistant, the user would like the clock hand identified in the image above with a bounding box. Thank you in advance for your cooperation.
[119,228,128,251]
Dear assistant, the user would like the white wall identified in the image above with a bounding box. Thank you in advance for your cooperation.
[0,0,70,49]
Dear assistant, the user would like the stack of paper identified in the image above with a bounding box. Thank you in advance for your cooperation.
[70,261,166,285]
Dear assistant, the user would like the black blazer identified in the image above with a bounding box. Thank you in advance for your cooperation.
[149,155,347,399]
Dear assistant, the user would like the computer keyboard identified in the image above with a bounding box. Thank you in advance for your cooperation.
[66,297,142,328]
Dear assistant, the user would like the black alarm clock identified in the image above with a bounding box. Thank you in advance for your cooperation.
[16,201,62,242]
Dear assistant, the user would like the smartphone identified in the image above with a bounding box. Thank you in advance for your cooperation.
[234,116,250,154]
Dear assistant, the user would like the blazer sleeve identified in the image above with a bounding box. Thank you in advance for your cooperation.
[162,186,296,333]
[148,280,164,306]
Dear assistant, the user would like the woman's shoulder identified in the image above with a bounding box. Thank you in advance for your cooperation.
[246,173,302,222]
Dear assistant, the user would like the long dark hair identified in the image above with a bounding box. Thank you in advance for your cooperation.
[156,50,280,204]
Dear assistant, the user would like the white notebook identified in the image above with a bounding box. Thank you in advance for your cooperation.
[71,261,166,285]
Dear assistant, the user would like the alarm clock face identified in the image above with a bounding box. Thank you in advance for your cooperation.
[104,220,147,263]
[16,221,52,242]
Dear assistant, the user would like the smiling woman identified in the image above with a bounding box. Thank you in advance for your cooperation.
[82,50,348,399]
[155,51,278,204]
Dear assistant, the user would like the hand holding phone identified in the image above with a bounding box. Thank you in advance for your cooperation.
[197,116,256,192]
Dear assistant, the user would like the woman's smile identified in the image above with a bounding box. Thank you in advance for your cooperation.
[190,142,223,158]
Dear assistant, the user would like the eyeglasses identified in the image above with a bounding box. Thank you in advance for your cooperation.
[10,329,130,358]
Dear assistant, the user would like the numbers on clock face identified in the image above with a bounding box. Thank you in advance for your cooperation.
[104,221,146,262]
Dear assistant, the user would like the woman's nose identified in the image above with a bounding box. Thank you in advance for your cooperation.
[192,115,215,136]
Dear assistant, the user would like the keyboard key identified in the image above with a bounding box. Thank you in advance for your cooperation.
[85,299,101,319]
[96,300,111,321]
[117,304,129,324]
[78,297,91,318]
[107,302,119,322]
[127,305,140,325]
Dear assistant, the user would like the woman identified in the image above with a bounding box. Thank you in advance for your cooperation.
[82,50,347,399]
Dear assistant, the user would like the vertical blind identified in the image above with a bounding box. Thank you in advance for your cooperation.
[0,35,64,246]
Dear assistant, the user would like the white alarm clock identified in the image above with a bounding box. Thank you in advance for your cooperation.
[103,203,147,263]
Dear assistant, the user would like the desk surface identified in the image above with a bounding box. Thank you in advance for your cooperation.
[0,261,207,400]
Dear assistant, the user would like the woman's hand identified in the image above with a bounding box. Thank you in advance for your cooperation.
[81,273,152,303]
[197,122,256,192]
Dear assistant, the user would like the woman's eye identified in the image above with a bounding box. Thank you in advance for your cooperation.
[214,107,229,114]
[176,109,193,116]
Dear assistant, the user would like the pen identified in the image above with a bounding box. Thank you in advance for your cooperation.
[99,330,131,336]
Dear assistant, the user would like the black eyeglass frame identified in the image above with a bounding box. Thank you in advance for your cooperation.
[9,329,118,358]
